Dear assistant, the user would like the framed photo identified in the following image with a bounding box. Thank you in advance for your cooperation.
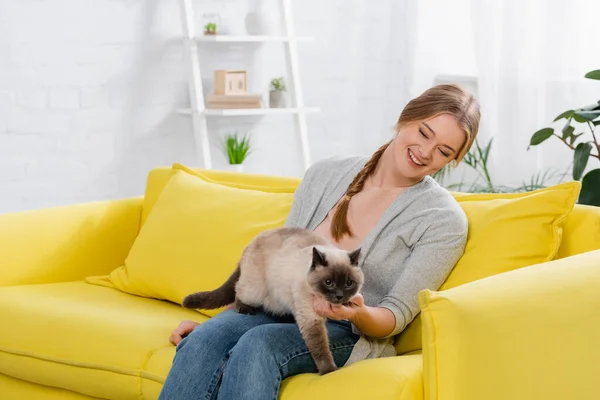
[214,70,247,95]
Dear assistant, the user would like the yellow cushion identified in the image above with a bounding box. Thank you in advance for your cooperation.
[556,204,600,259]
[172,162,298,193]
[142,347,425,400]
[420,248,600,400]
[394,181,581,355]
[0,373,98,400]
[0,281,206,400]
[280,354,423,400]
[140,164,300,226]
[87,165,295,316]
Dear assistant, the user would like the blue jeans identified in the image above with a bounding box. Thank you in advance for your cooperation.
[158,309,359,400]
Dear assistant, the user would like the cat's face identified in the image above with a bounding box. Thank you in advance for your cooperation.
[307,246,364,305]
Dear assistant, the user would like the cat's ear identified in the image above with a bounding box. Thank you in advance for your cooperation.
[348,248,361,266]
[312,247,328,268]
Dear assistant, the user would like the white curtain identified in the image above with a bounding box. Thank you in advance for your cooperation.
[469,0,600,187]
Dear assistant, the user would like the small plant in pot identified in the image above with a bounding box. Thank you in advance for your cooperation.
[223,132,252,173]
[269,77,287,108]
[204,23,217,35]
[528,69,600,206]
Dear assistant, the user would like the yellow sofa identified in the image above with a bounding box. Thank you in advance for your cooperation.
[1,165,600,400]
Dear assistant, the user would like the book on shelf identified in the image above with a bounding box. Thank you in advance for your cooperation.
[206,94,262,109]
[206,93,262,103]
[206,102,262,109]
[206,93,263,109]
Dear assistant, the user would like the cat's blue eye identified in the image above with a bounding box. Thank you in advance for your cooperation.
[346,280,354,288]
[324,279,333,287]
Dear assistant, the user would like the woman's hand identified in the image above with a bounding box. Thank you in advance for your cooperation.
[312,293,366,322]
[169,320,200,345]
[169,303,235,345]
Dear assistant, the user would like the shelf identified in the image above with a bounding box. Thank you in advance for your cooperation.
[194,35,314,43]
[178,0,314,170]
[177,107,320,116]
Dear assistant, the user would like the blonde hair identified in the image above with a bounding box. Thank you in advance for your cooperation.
[330,84,480,241]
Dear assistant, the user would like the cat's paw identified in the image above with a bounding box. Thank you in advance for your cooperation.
[236,304,256,315]
[318,364,338,375]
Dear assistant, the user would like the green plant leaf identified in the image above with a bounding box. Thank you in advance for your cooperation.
[579,168,600,205]
[562,121,574,139]
[570,132,585,145]
[518,168,557,192]
[581,102,600,111]
[554,110,574,121]
[270,77,286,91]
[584,70,600,80]
[529,128,554,146]
[432,164,451,183]
[467,137,495,192]
[224,132,252,164]
[463,151,477,168]
[573,110,600,122]
[482,137,493,163]
[573,142,592,180]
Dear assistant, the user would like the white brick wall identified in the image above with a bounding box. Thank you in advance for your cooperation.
[0,0,415,213]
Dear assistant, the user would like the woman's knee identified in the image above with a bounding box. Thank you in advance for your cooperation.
[233,325,274,355]
[231,324,299,364]
[177,311,279,355]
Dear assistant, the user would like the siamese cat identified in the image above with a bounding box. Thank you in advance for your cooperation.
[182,227,364,375]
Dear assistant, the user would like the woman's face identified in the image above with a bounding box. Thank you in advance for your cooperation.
[392,113,466,180]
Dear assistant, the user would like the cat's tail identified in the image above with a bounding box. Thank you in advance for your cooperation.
[182,265,241,310]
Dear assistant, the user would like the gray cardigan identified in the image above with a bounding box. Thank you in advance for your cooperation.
[284,155,468,365]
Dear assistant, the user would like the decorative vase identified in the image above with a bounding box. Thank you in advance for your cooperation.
[244,0,279,35]
[269,90,286,108]
[225,163,244,173]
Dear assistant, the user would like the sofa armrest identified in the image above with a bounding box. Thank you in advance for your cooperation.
[420,249,600,400]
[0,197,142,286]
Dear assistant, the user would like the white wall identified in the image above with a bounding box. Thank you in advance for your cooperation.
[414,0,600,191]
[0,0,416,213]
[411,0,477,97]
[410,0,481,189]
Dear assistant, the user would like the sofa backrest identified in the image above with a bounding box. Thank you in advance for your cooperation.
[142,166,600,259]
[140,167,301,228]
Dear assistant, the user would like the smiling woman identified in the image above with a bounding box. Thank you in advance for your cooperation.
[327,84,480,243]
[398,114,466,177]
[160,83,481,400]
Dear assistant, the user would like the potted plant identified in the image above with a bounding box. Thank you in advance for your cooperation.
[269,77,287,108]
[204,22,217,35]
[528,69,600,206]
[202,12,219,35]
[223,132,252,172]
[433,137,558,193]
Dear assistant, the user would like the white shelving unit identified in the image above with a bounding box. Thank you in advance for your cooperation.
[176,107,320,117]
[195,35,314,43]
[177,0,319,170]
